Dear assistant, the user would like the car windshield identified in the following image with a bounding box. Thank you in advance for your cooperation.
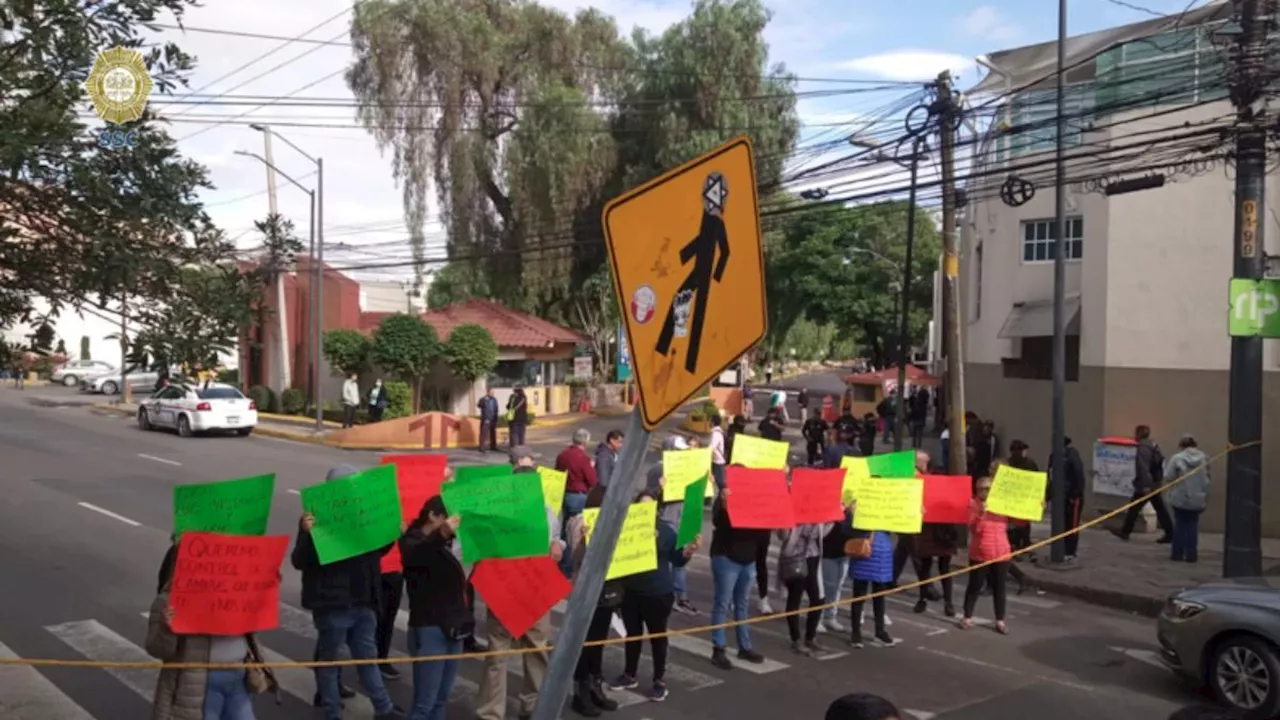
[197,387,244,400]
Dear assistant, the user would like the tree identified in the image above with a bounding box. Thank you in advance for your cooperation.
[1,1,234,329]
[427,263,488,309]
[80,335,91,361]
[130,265,260,373]
[323,329,373,377]
[54,338,67,356]
[571,264,619,380]
[444,323,499,408]
[27,323,55,355]
[245,214,305,387]
[371,313,441,414]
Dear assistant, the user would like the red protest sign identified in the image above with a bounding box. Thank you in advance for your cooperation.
[472,556,570,639]
[789,467,845,524]
[726,466,795,529]
[169,532,288,636]
[922,474,971,524]
[380,454,449,573]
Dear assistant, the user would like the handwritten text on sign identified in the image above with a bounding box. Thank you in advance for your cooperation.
[663,447,712,502]
[730,434,789,470]
[851,477,923,534]
[442,474,550,563]
[582,502,658,580]
[986,465,1047,522]
[173,473,275,537]
[301,464,402,565]
[537,467,568,512]
[169,532,289,636]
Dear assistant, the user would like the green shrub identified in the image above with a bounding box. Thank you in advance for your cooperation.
[382,380,412,420]
[248,385,276,414]
[280,387,306,415]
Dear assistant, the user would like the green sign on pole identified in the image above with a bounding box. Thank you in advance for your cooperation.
[1228,278,1280,338]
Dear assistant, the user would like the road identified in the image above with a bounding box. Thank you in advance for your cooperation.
[0,385,1201,720]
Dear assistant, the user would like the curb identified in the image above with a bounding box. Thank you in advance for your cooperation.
[258,412,342,429]
[1025,572,1167,617]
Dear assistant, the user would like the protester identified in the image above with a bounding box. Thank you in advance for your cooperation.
[1166,434,1210,564]
[341,373,361,428]
[803,410,829,467]
[609,488,700,702]
[858,413,877,457]
[709,414,728,491]
[1005,440,1039,558]
[776,520,827,655]
[506,386,529,447]
[1116,424,1175,543]
[758,407,784,442]
[908,389,929,449]
[960,475,1010,634]
[770,387,789,423]
[149,540,276,720]
[292,464,402,720]
[709,485,767,669]
[565,486,621,716]
[847,515,897,648]
[477,388,500,453]
[594,430,624,488]
[400,495,468,720]
[1049,436,1087,561]
[474,447,566,720]
[375,550,406,681]
[647,435,699,615]
[556,428,599,576]
[825,693,904,720]
[726,415,747,465]
[913,519,958,617]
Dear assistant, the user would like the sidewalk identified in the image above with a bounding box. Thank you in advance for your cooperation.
[1018,522,1280,616]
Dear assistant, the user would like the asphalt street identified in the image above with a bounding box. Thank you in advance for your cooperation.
[0,385,1203,720]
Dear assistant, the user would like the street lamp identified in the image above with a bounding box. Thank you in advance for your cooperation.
[248,124,326,431]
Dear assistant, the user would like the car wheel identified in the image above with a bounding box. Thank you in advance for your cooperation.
[101,381,118,395]
[1211,634,1280,719]
[62,375,78,387]
[177,415,193,438]
[137,409,152,431]
[236,428,253,437]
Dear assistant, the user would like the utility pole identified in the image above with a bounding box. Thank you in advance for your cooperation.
[892,136,923,452]
[119,291,131,405]
[1048,0,1069,564]
[937,71,968,475]
[260,130,292,395]
[314,156,326,430]
[1224,0,1268,578]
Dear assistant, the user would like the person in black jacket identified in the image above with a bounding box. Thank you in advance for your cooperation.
[858,413,878,457]
[400,494,469,720]
[507,386,529,447]
[802,413,829,466]
[725,415,747,464]
[293,464,403,720]
[708,485,768,670]
[1050,436,1088,560]
[758,407,784,442]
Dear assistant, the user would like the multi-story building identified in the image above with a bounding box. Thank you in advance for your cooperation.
[960,0,1280,534]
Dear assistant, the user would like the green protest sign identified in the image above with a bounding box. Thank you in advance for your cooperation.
[441,473,549,563]
[454,464,515,484]
[174,474,275,537]
[677,477,707,547]
[867,450,916,478]
[301,464,402,565]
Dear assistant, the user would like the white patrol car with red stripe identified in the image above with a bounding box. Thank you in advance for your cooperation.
[136,382,259,438]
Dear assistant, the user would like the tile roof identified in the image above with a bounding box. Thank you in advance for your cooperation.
[358,299,584,349]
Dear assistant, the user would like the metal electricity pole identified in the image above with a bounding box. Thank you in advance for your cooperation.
[1224,0,1269,578]
[937,71,968,475]
[892,135,923,451]
[1048,0,1069,564]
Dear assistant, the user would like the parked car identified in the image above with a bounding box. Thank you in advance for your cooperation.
[1158,578,1280,719]
[137,382,258,438]
[50,360,116,387]
[84,369,161,395]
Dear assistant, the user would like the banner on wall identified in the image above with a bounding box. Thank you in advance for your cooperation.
[616,326,632,382]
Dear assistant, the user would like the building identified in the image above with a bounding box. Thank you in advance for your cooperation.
[960,1,1280,534]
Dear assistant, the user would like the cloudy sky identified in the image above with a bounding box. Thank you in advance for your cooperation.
[142,0,1200,288]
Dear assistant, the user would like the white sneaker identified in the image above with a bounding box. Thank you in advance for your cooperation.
[858,614,893,627]
[757,596,774,615]
[815,622,828,634]
[823,618,845,633]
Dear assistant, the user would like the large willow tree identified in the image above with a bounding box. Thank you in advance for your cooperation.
[346,0,799,321]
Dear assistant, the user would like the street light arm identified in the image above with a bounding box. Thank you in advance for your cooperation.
[250,123,318,165]
[233,150,314,196]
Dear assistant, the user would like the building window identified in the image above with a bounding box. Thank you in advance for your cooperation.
[1001,336,1080,381]
[1094,25,1228,111]
[1021,217,1083,263]
[1005,89,1091,157]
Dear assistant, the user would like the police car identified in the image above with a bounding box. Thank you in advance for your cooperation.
[136,382,258,438]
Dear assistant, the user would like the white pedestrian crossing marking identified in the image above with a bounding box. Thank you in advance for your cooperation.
[661,632,790,674]
[0,641,97,720]
[45,620,156,700]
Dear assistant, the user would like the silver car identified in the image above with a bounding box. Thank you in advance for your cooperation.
[84,369,161,395]
[1158,578,1280,719]
[50,360,115,387]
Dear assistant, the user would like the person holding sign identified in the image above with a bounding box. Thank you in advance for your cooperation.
[819,499,859,633]
[959,475,1011,634]
[608,489,700,702]
[149,541,278,720]
[291,465,401,720]
[400,494,470,720]
[646,436,700,615]
[775,521,827,656]
[564,486,622,716]
[848,505,897,649]
[708,486,769,670]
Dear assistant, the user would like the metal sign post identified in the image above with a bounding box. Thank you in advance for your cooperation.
[531,407,650,720]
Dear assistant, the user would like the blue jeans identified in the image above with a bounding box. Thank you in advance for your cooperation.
[1172,507,1202,562]
[203,668,255,720]
[559,492,588,576]
[820,557,848,621]
[710,555,755,651]
[407,626,462,720]
[711,463,727,491]
[314,607,394,720]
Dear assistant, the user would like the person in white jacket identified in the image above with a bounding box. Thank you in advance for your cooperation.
[341,374,360,428]
[1165,434,1210,564]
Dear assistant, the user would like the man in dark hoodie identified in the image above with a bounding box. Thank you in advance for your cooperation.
[594,430,624,488]
[1116,424,1174,543]
[293,464,403,720]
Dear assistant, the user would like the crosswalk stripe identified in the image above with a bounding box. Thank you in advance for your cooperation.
[660,632,789,674]
[45,620,156,701]
[0,641,97,720]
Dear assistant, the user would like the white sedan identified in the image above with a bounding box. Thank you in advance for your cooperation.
[137,382,259,438]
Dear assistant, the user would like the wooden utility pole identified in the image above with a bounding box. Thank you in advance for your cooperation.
[937,70,968,475]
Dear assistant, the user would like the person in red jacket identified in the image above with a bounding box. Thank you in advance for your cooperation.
[959,475,1011,634]
[554,428,598,577]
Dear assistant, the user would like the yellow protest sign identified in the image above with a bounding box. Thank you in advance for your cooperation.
[536,467,567,512]
[730,434,789,469]
[851,477,923,534]
[662,447,712,502]
[840,456,871,504]
[986,465,1047,521]
[581,502,659,580]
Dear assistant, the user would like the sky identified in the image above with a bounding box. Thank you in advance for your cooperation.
[139,0,1208,290]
